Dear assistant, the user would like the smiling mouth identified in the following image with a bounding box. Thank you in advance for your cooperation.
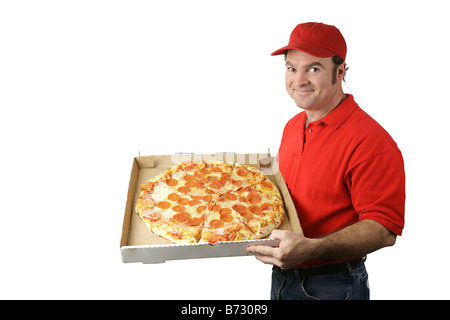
[295,89,314,96]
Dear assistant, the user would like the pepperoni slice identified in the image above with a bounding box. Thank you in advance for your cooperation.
[177,186,190,194]
[247,193,261,204]
[211,167,222,173]
[203,195,213,202]
[244,186,256,193]
[185,180,197,188]
[187,217,202,226]
[167,193,180,201]
[209,182,221,189]
[228,193,238,201]
[173,212,190,222]
[240,211,254,219]
[207,176,218,183]
[183,175,195,181]
[196,206,206,213]
[239,196,248,203]
[177,198,190,205]
[231,180,243,186]
[140,183,152,192]
[196,181,206,189]
[261,181,273,188]
[249,205,263,215]
[166,178,178,186]
[261,203,274,211]
[188,199,200,206]
[232,204,247,213]
[172,205,186,213]
[220,212,233,222]
[221,173,231,179]
[217,179,227,187]
[194,170,205,178]
[210,219,224,228]
[220,207,232,215]
[237,168,248,177]
[157,201,171,209]
[223,193,238,201]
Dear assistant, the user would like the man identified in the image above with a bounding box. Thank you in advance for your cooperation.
[247,22,405,300]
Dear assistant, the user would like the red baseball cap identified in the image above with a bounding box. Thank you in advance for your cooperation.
[271,22,347,60]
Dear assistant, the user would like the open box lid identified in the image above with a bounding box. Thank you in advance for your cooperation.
[120,152,302,263]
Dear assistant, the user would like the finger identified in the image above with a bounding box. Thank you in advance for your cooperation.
[254,253,280,266]
[246,245,276,257]
[269,229,286,240]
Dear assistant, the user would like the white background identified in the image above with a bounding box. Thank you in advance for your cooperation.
[1,0,449,300]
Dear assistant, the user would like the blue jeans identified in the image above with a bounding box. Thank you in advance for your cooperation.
[270,260,370,300]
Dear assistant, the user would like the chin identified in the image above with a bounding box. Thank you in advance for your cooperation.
[294,100,313,110]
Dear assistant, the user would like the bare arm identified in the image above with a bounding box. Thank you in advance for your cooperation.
[247,219,396,270]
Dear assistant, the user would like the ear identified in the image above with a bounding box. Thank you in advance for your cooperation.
[337,62,346,81]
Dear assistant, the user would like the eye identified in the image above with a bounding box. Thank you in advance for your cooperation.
[307,67,320,73]
[287,67,295,72]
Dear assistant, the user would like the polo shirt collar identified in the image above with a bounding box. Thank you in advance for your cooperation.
[321,94,358,129]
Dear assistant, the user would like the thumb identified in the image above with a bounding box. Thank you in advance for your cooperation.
[269,229,287,241]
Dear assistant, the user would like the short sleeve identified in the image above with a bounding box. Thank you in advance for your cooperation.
[347,148,405,235]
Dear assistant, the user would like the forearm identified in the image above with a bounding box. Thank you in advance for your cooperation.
[314,219,397,261]
[247,219,397,269]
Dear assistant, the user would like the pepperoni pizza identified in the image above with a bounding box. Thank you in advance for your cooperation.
[136,160,285,244]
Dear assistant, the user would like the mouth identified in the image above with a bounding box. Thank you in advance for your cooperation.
[294,89,315,96]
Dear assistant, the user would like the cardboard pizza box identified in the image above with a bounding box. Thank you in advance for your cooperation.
[120,152,302,263]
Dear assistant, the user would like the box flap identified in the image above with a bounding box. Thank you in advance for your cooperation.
[136,155,155,168]
[122,239,281,263]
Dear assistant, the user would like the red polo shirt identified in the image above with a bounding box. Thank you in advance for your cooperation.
[278,94,405,268]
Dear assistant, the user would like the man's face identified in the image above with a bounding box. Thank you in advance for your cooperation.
[285,50,340,111]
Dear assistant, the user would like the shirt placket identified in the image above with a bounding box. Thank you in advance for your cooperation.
[302,123,315,153]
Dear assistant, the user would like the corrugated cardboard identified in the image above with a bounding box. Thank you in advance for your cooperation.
[120,152,302,263]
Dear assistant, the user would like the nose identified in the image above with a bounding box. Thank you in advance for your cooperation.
[289,71,309,88]
[295,71,309,87]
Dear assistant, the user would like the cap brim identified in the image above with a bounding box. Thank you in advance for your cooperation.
[271,42,336,57]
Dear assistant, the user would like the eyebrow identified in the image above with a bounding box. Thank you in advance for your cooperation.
[285,61,326,69]
[305,62,326,69]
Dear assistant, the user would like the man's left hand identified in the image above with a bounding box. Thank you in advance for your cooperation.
[246,229,320,269]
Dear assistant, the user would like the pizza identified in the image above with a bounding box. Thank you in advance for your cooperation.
[135,160,285,244]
